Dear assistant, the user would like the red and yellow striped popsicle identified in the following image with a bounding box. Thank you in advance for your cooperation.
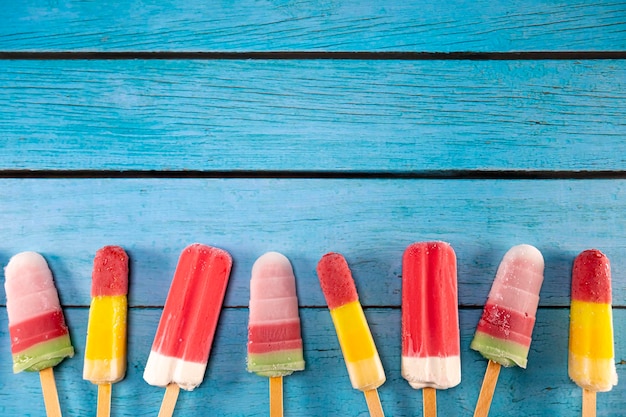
[316,252,386,417]
[569,249,618,416]
[83,246,129,417]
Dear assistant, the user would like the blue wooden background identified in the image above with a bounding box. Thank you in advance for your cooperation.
[1,1,625,416]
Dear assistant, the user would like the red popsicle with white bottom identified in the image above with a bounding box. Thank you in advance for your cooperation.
[402,242,460,417]
[143,244,232,417]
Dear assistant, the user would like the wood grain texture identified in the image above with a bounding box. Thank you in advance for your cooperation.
[39,367,63,417]
[0,60,625,172]
[473,360,502,417]
[2,3,624,417]
[1,178,625,308]
[269,376,283,417]
[0,308,623,417]
[0,0,625,52]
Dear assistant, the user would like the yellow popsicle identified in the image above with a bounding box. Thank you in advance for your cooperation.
[84,295,128,383]
[569,300,617,391]
[330,300,384,390]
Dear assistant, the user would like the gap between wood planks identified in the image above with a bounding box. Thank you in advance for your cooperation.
[1,170,626,180]
[1,51,626,60]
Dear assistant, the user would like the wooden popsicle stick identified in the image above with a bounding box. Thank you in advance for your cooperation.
[97,383,112,417]
[363,388,385,417]
[269,376,283,417]
[423,387,437,417]
[582,388,596,417]
[157,383,181,417]
[473,360,502,417]
[39,367,62,417]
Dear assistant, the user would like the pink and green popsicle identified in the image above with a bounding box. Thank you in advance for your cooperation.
[470,244,544,417]
[247,252,304,376]
[247,252,305,416]
[5,251,74,417]
[5,252,74,372]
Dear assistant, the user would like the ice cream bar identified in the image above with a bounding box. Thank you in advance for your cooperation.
[247,252,305,377]
[316,252,385,391]
[143,243,232,391]
[5,252,74,373]
[470,244,544,368]
[83,246,129,384]
[569,249,618,392]
[401,242,461,390]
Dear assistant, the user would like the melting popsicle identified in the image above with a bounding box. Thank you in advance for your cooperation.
[402,242,460,417]
[5,251,74,417]
[83,246,129,417]
[316,252,386,417]
[143,244,232,417]
[470,244,544,417]
[569,249,618,416]
[247,252,305,417]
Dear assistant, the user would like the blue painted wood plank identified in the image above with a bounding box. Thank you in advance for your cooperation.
[1,178,625,307]
[0,308,623,416]
[1,60,625,172]
[1,0,625,52]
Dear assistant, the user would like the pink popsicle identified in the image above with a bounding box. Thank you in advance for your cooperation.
[5,252,74,373]
[471,244,544,417]
[470,244,544,368]
[5,251,74,417]
[247,251,304,376]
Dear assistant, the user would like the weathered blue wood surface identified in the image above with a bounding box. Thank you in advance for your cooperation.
[1,60,625,172]
[1,1,625,416]
[0,0,625,52]
[1,179,626,308]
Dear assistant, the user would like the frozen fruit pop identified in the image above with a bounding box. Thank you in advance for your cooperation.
[247,252,305,374]
[83,246,129,417]
[402,242,460,417]
[317,253,385,417]
[569,249,617,416]
[471,244,544,368]
[471,244,544,417]
[144,244,232,417]
[84,246,129,383]
[402,242,461,389]
[247,252,305,416]
[5,251,74,417]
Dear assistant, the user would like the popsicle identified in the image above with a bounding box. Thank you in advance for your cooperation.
[316,252,386,417]
[5,251,74,417]
[402,242,460,417]
[470,244,544,417]
[247,252,305,417]
[569,249,618,416]
[143,243,232,417]
[83,246,129,417]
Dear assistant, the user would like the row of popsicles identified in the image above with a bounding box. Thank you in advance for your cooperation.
[4,243,618,417]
